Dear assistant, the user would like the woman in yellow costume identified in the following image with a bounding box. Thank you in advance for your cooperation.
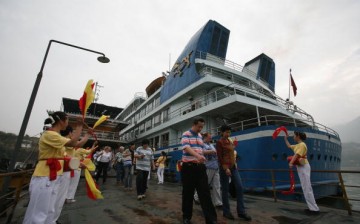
[23,112,85,224]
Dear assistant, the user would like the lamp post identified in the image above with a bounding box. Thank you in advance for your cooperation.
[2,40,110,193]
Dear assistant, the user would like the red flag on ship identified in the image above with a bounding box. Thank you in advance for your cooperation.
[290,74,297,96]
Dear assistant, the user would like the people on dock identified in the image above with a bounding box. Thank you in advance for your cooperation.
[122,145,133,190]
[156,151,167,184]
[194,132,222,207]
[134,139,155,200]
[23,112,85,224]
[113,146,124,185]
[284,131,320,214]
[216,125,252,221]
[95,146,113,184]
[181,117,217,224]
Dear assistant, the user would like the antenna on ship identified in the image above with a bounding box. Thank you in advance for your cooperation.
[93,82,104,116]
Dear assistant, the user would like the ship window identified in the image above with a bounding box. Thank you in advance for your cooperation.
[237,155,241,162]
[317,154,321,160]
[162,108,170,122]
[145,119,152,131]
[272,153,278,161]
[154,114,161,126]
[282,153,288,160]
[139,123,145,134]
[309,154,314,160]
[161,133,169,147]
[330,156,333,162]
[154,97,160,108]
[324,155,327,161]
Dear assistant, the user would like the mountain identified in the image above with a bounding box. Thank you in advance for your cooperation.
[341,142,360,168]
[332,116,360,143]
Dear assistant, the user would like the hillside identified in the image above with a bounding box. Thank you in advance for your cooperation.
[341,142,360,168]
[333,116,360,143]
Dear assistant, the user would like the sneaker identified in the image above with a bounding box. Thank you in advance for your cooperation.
[137,195,142,200]
[66,199,76,204]
[223,213,235,220]
[304,209,320,215]
[238,213,252,221]
[141,194,146,198]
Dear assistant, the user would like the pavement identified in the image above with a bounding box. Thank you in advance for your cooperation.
[4,177,360,224]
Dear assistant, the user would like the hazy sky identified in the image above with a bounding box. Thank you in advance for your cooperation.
[0,0,359,136]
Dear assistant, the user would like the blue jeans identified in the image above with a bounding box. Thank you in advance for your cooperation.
[123,165,132,188]
[219,166,246,215]
[116,162,124,182]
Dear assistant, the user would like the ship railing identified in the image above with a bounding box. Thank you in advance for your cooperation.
[195,51,272,89]
[163,83,338,136]
[0,169,34,223]
[199,64,316,124]
[237,168,360,215]
[81,130,120,141]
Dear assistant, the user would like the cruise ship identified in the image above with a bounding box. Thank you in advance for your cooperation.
[115,20,342,199]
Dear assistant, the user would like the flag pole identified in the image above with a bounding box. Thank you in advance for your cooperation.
[288,68,291,101]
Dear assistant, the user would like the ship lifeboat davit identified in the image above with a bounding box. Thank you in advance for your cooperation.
[146,76,166,97]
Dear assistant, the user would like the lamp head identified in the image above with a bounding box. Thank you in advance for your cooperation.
[97,56,110,63]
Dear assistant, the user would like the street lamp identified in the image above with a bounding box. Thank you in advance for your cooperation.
[7,39,110,173]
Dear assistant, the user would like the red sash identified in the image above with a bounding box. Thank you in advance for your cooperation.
[46,158,62,181]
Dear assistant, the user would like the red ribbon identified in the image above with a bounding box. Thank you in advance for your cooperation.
[281,168,295,195]
[272,126,288,139]
[46,158,62,181]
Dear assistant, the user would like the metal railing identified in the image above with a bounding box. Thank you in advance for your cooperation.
[238,168,360,215]
[195,51,273,89]
[81,130,120,142]
[0,169,34,223]
[120,79,339,143]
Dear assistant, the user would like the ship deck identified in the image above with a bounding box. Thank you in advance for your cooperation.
[5,177,360,224]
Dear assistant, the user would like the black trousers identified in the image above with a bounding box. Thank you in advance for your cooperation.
[136,169,149,196]
[96,162,109,183]
[181,163,217,223]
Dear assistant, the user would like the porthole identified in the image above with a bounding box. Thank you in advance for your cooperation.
[282,153,288,160]
[317,154,321,160]
[309,154,314,160]
[330,156,333,162]
[324,155,327,161]
[272,153,278,161]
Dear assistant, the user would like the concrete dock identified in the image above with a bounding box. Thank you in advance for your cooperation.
[5,178,360,224]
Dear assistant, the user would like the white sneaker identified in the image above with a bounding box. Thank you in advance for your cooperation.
[66,199,76,204]
[141,194,146,198]
[137,195,142,200]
